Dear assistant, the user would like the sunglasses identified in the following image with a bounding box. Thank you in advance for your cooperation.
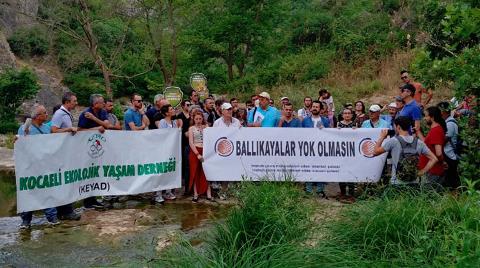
[134,99,143,102]
[185,103,191,106]
[401,76,408,79]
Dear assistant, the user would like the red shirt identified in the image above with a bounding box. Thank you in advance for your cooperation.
[419,125,445,176]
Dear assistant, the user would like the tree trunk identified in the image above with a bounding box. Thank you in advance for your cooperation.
[77,0,113,97]
[226,43,234,81]
[167,0,177,84]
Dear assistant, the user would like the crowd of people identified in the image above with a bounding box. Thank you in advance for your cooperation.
[17,70,477,228]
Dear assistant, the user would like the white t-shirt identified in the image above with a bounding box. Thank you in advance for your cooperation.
[213,117,241,128]
[311,116,323,129]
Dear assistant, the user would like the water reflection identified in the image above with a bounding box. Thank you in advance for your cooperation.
[0,170,16,217]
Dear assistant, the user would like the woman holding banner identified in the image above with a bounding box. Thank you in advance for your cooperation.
[156,104,182,202]
[188,110,213,202]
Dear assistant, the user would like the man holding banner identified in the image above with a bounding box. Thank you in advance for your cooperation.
[78,94,111,209]
[17,104,60,229]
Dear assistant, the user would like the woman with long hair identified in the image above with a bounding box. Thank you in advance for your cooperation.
[188,110,213,202]
[353,101,367,127]
[416,106,446,187]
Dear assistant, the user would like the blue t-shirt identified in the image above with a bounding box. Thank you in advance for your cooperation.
[380,115,394,129]
[247,106,281,127]
[145,106,159,129]
[398,100,422,122]
[361,118,390,128]
[302,116,330,128]
[78,107,108,129]
[281,118,302,128]
[18,123,51,135]
[124,108,143,131]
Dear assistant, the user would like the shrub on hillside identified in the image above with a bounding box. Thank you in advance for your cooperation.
[7,27,50,58]
[0,68,39,133]
[63,73,106,106]
[278,49,332,83]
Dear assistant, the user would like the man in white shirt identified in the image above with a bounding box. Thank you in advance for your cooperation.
[213,103,241,128]
[297,96,312,118]
[212,102,240,199]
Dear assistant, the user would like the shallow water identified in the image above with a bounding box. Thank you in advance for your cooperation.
[0,172,230,267]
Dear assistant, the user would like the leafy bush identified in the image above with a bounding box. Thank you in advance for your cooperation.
[0,120,19,134]
[278,49,332,83]
[63,73,106,106]
[0,68,39,133]
[7,27,50,58]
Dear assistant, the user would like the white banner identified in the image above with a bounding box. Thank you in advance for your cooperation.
[203,128,387,182]
[14,129,181,213]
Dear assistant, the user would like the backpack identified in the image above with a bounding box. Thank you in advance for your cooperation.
[445,118,464,156]
[395,136,419,182]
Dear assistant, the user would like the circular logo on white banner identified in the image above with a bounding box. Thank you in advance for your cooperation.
[87,133,106,159]
[215,137,234,157]
[359,138,376,158]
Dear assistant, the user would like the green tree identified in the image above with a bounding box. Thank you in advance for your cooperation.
[0,68,40,133]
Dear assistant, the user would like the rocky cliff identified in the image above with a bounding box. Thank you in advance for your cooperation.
[1,0,66,116]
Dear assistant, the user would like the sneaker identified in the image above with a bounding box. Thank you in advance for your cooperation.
[192,196,199,203]
[85,200,105,209]
[19,220,31,229]
[219,193,227,200]
[164,192,176,200]
[47,217,61,226]
[155,195,165,204]
[58,212,81,221]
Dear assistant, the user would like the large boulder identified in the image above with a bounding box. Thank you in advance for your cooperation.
[0,30,15,71]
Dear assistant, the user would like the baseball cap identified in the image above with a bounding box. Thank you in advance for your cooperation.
[280,96,289,101]
[221,102,233,110]
[388,102,397,108]
[369,104,381,112]
[259,92,270,99]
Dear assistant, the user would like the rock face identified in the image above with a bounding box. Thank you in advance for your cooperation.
[20,65,68,116]
[0,31,16,72]
[0,0,39,35]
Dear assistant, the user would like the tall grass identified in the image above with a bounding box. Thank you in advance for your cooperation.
[317,186,480,267]
[159,181,316,267]
[158,183,480,267]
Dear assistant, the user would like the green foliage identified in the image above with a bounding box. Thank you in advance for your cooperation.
[63,72,105,106]
[159,181,315,267]
[112,102,124,122]
[7,26,50,58]
[458,113,480,185]
[413,1,479,189]
[0,68,40,133]
[278,49,333,84]
[314,188,480,266]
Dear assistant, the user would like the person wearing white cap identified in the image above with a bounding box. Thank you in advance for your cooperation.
[380,102,399,130]
[212,102,241,200]
[280,96,289,107]
[213,103,241,128]
[247,92,281,127]
[361,104,390,128]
